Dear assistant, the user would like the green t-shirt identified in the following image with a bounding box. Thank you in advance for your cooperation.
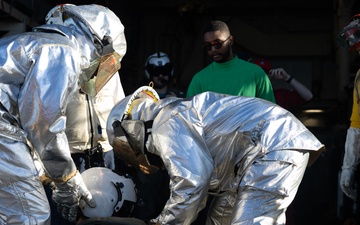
[186,56,275,103]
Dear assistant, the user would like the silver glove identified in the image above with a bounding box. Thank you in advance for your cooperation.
[341,127,360,200]
[340,168,357,200]
[52,171,96,222]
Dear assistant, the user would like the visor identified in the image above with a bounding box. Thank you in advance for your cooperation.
[337,22,360,50]
[80,52,121,96]
[145,63,172,77]
[112,137,160,175]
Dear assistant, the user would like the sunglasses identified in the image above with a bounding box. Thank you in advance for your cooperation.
[203,36,231,51]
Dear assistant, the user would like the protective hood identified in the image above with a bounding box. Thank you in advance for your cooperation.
[106,86,162,174]
[45,4,127,96]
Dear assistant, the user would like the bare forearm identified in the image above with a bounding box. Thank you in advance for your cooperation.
[287,77,313,101]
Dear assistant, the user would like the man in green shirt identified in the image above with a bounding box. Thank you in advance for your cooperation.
[186,20,275,103]
[187,20,275,225]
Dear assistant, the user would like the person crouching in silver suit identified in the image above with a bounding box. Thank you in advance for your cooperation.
[0,4,126,224]
[106,86,325,225]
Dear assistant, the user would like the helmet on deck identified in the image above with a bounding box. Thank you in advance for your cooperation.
[79,167,137,218]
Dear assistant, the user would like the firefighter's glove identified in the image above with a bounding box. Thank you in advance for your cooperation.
[340,127,360,201]
[52,171,96,222]
[340,168,357,200]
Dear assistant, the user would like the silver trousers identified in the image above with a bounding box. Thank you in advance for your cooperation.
[206,150,309,225]
[0,130,50,225]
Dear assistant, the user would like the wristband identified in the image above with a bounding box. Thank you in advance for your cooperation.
[286,76,293,83]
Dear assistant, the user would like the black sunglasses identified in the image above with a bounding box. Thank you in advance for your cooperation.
[203,36,231,51]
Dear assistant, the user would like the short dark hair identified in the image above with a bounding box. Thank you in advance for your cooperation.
[202,20,231,36]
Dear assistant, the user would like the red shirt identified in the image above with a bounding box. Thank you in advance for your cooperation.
[274,89,306,110]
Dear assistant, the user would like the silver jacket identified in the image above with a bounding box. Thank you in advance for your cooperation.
[0,25,82,180]
[107,92,324,224]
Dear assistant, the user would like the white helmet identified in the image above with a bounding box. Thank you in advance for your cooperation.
[144,52,173,80]
[79,167,137,218]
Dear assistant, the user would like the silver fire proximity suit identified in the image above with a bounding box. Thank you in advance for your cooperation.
[106,86,324,225]
[0,4,126,224]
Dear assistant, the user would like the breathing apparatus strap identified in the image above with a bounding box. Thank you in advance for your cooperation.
[101,36,116,55]
[142,120,165,171]
[143,120,153,150]
[113,120,126,137]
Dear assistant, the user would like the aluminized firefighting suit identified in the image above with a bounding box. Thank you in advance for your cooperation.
[107,89,324,225]
[0,4,126,224]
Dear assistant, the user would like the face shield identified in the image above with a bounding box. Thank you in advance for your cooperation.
[78,38,122,96]
[45,4,126,96]
[338,15,360,51]
[112,130,161,175]
[108,86,161,175]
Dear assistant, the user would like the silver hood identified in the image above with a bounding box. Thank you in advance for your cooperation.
[45,4,127,96]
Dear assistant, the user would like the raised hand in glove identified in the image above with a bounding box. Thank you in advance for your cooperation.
[52,171,96,222]
[340,168,357,200]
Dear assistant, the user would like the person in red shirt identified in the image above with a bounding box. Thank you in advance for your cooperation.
[254,59,313,111]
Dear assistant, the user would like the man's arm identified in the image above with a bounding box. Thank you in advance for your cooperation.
[341,89,360,200]
[269,68,313,101]
[19,43,95,222]
[19,44,79,179]
[150,117,214,224]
